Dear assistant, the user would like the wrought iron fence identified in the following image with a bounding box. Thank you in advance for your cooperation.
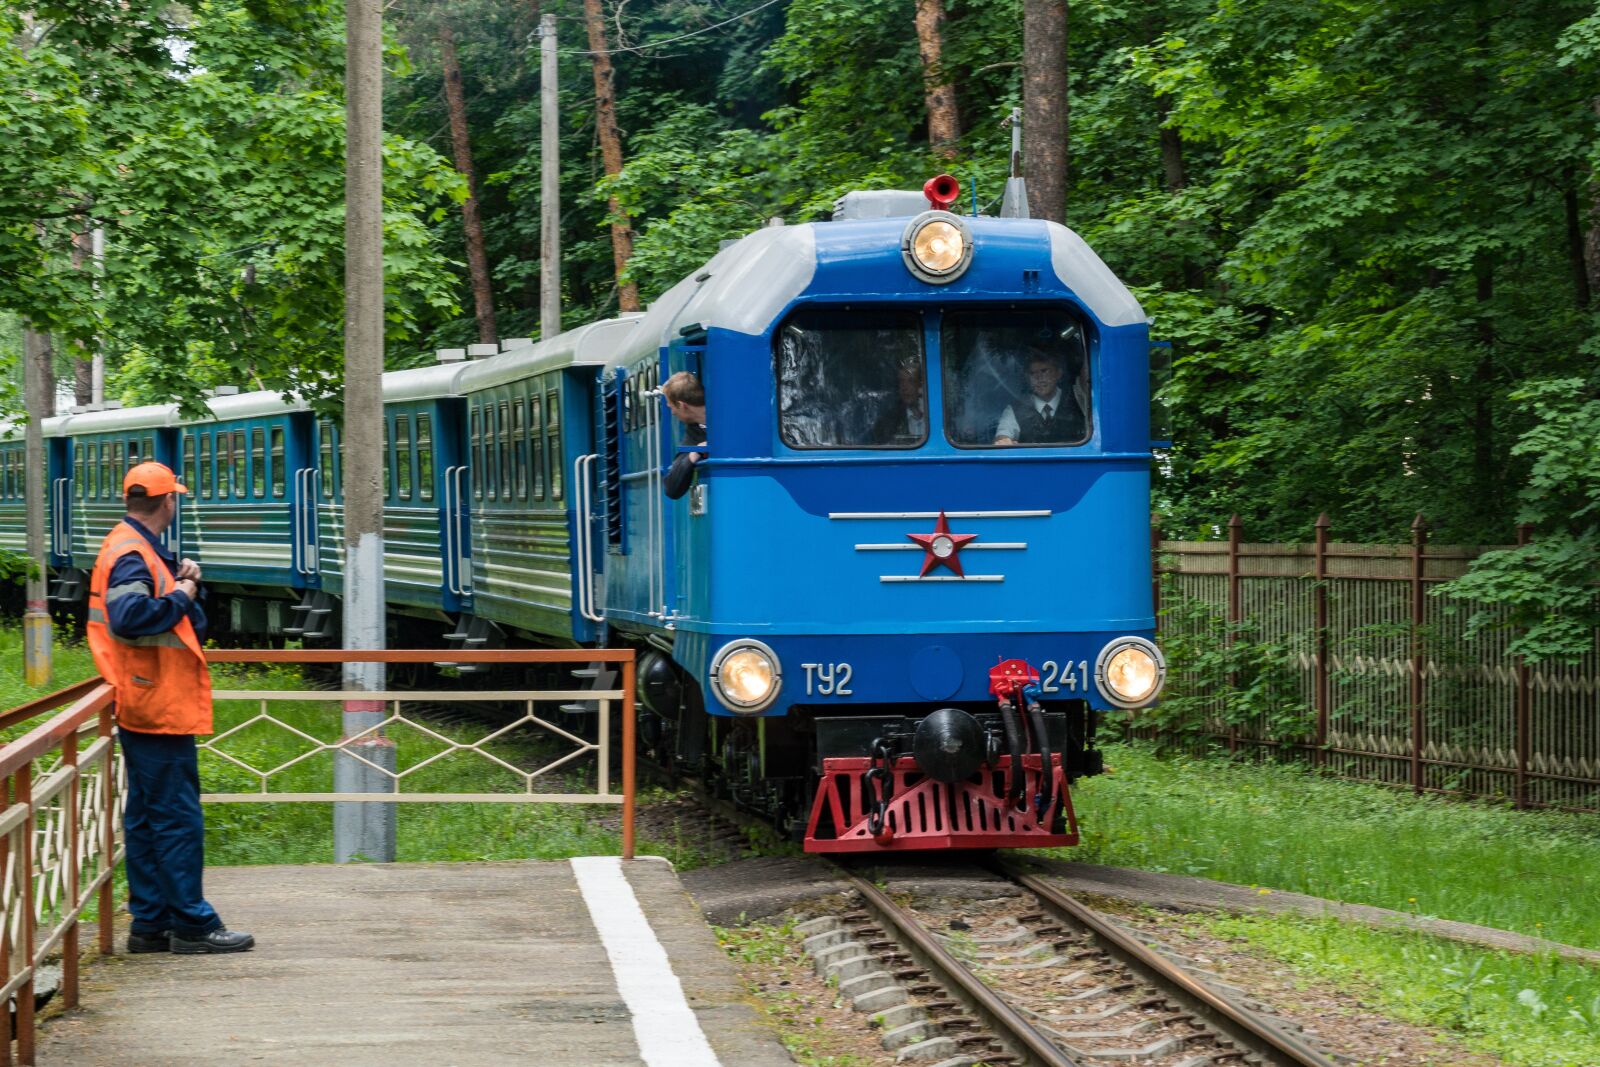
[1151,516,1600,811]
[0,678,123,1067]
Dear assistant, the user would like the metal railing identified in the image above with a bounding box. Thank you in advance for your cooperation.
[201,649,637,857]
[1151,515,1600,810]
[0,678,123,1067]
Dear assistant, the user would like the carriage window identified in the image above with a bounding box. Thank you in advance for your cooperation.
[319,422,335,500]
[127,438,140,465]
[395,415,412,500]
[497,401,511,501]
[775,310,926,449]
[382,419,392,498]
[511,399,526,500]
[183,436,195,488]
[529,393,544,501]
[251,428,266,496]
[546,390,562,500]
[73,451,83,498]
[270,427,285,498]
[143,436,154,462]
[232,431,246,497]
[416,414,433,502]
[99,442,110,498]
[111,441,123,481]
[484,404,498,501]
[199,435,212,498]
[942,309,1092,448]
[470,407,483,500]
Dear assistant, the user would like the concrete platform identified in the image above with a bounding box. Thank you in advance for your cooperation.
[39,858,794,1067]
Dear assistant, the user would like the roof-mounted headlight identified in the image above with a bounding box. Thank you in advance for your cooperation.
[1094,636,1166,709]
[902,211,973,284]
[710,639,782,714]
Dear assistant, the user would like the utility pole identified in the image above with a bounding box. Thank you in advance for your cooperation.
[337,0,395,863]
[21,327,53,686]
[1023,0,1068,224]
[539,12,561,337]
[91,227,105,403]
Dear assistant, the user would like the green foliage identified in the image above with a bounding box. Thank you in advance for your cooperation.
[1139,584,1312,742]
[0,547,36,587]
[1445,378,1600,662]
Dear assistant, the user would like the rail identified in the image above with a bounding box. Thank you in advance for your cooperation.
[0,679,122,1067]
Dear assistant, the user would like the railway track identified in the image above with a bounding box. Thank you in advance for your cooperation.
[817,860,1337,1067]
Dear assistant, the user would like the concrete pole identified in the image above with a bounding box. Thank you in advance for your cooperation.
[21,328,53,686]
[539,13,561,338]
[336,0,395,863]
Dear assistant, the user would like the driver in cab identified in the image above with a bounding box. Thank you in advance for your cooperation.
[994,350,1086,445]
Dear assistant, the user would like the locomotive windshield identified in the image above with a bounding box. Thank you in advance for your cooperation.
[942,309,1092,448]
[776,310,926,449]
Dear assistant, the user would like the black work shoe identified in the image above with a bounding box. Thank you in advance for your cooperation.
[170,927,255,955]
[126,930,171,954]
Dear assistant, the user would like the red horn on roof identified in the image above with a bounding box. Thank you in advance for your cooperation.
[923,174,961,211]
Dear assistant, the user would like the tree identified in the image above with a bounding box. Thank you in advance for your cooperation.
[914,0,960,159]
[1023,0,1068,223]
[439,21,498,344]
[583,0,641,313]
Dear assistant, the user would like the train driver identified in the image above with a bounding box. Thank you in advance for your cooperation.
[993,349,1087,445]
[872,362,928,445]
[662,371,707,500]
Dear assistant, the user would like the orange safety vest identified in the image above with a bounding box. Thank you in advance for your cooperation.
[86,521,213,735]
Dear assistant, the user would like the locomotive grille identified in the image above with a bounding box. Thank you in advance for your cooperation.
[603,370,624,547]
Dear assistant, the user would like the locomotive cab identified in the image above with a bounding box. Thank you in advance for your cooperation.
[603,182,1165,849]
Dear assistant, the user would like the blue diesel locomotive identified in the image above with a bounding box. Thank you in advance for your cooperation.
[8,177,1165,852]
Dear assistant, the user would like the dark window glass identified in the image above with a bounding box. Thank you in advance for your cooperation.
[270,426,285,498]
[470,407,483,500]
[251,428,266,496]
[529,393,544,501]
[942,309,1092,448]
[319,422,334,500]
[546,390,562,500]
[127,438,140,465]
[200,435,212,498]
[232,431,245,497]
[416,414,433,502]
[511,399,526,500]
[497,400,511,501]
[395,415,412,500]
[775,310,926,449]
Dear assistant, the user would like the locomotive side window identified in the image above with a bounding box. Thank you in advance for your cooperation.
[942,309,1092,448]
[775,310,925,449]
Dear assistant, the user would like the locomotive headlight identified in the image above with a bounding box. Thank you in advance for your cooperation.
[710,640,782,714]
[1094,636,1166,709]
[902,211,973,284]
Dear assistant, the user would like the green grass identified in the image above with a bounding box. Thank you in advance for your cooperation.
[1056,742,1600,951]
[1191,911,1600,1067]
[0,625,98,714]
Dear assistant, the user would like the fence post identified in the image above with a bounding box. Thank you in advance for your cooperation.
[621,652,636,861]
[16,763,35,1066]
[97,703,115,957]
[0,773,12,1066]
[1227,514,1242,755]
[1515,522,1533,809]
[1409,513,1428,795]
[1314,513,1330,767]
[62,731,80,1012]
[1150,515,1162,633]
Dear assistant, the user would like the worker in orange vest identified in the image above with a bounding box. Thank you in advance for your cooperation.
[86,461,254,955]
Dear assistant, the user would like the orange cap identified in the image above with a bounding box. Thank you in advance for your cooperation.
[123,461,188,496]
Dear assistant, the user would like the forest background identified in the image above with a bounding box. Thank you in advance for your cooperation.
[2,0,1598,656]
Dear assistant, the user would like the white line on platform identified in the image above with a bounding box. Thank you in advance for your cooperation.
[571,856,724,1067]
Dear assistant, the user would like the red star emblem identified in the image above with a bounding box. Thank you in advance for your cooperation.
[907,511,978,577]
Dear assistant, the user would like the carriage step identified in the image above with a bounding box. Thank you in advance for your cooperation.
[282,627,305,638]
[443,632,468,641]
[560,703,597,714]
[571,668,602,678]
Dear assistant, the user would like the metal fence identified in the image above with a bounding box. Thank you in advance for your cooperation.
[0,678,122,1067]
[1151,515,1600,811]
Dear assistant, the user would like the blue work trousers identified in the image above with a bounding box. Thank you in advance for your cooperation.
[118,729,222,938]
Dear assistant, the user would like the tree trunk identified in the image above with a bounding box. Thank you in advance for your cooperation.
[439,22,497,344]
[583,0,640,313]
[1584,99,1600,302]
[1566,181,1592,310]
[914,0,960,159]
[1023,0,1068,224]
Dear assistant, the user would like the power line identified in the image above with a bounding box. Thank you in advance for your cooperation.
[554,0,787,56]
